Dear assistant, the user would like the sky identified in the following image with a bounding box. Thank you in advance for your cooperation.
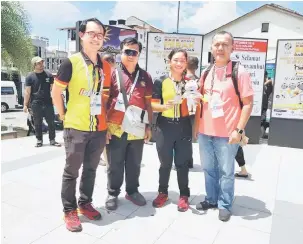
[22,0,303,51]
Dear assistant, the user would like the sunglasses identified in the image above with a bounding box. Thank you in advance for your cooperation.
[123,49,139,57]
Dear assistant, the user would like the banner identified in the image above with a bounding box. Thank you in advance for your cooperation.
[231,38,268,116]
[271,40,303,119]
[146,33,203,79]
[100,26,137,55]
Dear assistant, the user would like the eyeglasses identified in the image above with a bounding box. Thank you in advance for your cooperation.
[85,31,104,40]
[123,49,139,57]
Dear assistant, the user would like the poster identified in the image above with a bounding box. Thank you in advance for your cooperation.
[146,33,203,79]
[271,40,303,119]
[100,26,137,59]
[231,38,268,116]
[266,63,275,82]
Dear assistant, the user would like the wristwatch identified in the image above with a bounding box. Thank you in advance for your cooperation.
[236,128,244,135]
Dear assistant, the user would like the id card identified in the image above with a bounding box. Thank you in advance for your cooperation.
[173,94,182,104]
[90,94,102,115]
[114,93,130,112]
[209,95,224,118]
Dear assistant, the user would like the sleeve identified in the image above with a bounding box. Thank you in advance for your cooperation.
[145,72,153,97]
[54,58,72,88]
[237,65,254,98]
[152,77,163,104]
[25,73,33,87]
[107,69,119,110]
[49,74,54,84]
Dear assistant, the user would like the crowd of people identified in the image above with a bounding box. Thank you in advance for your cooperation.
[23,17,260,232]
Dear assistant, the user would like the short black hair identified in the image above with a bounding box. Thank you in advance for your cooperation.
[212,31,234,44]
[79,18,106,34]
[120,37,142,53]
[168,48,188,61]
[187,56,199,70]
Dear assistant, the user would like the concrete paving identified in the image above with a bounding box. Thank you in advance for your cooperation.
[1,132,303,244]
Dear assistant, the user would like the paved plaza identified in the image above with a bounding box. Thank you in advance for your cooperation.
[1,132,303,244]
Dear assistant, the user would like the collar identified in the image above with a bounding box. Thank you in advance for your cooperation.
[80,50,102,69]
[120,62,140,76]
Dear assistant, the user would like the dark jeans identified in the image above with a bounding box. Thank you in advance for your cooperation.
[107,133,144,197]
[31,102,55,141]
[235,146,245,167]
[156,116,191,197]
[61,128,106,212]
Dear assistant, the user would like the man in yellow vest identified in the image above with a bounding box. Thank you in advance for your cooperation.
[52,18,112,232]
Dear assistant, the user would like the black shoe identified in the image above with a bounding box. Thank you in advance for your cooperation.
[196,200,218,210]
[105,195,118,210]
[219,209,231,222]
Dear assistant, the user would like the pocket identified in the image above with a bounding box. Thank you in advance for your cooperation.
[63,128,71,142]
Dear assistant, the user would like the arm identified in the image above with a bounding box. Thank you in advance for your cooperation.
[51,58,72,120]
[144,73,154,125]
[151,78,173,112]
[23,74,32,112]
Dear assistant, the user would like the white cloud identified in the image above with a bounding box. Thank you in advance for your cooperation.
[22,1,83,25]
[111,1,239,34]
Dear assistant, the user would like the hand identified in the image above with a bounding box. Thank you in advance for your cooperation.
[228,130,242,144]
[59,114,65,121]
[106,131,112,144]
[144,126,152,143]
[163,100,175,110]
[23,105,28,113]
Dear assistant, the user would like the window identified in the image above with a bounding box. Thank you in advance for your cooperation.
[71,30,76,41]
[261,23,269,33]
[1,87,14,95]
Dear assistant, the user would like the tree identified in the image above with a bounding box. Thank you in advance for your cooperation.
[1,1,34,74]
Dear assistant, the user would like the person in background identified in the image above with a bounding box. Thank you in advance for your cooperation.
[105,37,153,211]
[99,53,116,166]
[51,18,112,232]
[152,48,198,212]
[185,56,200,168]
[235,147,249,178]
[23,57,61,147]
[194,31,253,221]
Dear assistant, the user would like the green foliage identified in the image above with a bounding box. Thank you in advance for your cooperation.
[1,1,34,74]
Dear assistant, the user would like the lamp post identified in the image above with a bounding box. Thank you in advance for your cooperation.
[177,1,180,33]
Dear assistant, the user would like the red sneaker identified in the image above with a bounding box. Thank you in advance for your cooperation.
[78,203,102,220]
[178,196,189,212]
[64,210,82,232]
[152,193,168,208]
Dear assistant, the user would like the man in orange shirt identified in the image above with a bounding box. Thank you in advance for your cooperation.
[194,31,254,221]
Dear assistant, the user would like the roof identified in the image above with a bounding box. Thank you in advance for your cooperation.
[127,16,163,32]
[206,3,303,35]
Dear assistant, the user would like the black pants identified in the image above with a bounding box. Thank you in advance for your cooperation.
[156,116,191,197]
[61,129,106,212]
[235,146,245,167]
[31,103,55,141]
[107,133,144,197]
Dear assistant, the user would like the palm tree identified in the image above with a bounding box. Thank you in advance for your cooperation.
[1,1,34,74]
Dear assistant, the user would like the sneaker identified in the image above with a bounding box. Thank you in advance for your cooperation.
[64,210,82,232]
[126,192,146,206]
[177,196,189,212]
[35,140,43,147]
[50,140,61,147]
[219,209,231,222]
[152,193,168,208]
[196,200,218,210]
[105,195,118,210]
[78,203,101,220]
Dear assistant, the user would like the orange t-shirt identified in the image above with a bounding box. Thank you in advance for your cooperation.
[199,61,254,137]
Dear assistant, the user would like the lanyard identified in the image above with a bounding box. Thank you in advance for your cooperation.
[169,73,183,119]
[210,65,227,96]
[81,55,104,95]
[116,69,140,99]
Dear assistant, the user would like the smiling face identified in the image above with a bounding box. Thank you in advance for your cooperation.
[79,21,104,52]
[121,43,140,67]
[169,51,187,76]
[211,33,233,65]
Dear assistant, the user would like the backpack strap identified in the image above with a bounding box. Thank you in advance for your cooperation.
[231,61,243,109]
[200,64,213,118]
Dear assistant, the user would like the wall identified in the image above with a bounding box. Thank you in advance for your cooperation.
[202,7,303,66]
